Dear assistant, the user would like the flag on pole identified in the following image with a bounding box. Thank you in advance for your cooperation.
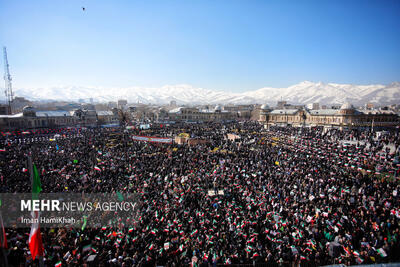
[29,211,44,260]
[29,162,44,261]
[32,164,42,199]
[81,216,87,231]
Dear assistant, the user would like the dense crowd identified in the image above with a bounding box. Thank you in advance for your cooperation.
[0,122,399,266]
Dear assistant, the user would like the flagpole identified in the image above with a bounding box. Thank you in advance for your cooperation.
[28,156,44,267]
[0,212,8,267]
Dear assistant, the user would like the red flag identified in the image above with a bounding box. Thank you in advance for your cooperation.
[29,211,44,260]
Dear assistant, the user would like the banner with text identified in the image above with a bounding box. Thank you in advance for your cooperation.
[0,193,141,228]
[132,135,173,144]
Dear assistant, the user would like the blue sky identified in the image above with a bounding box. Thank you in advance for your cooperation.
[0,0,399,92]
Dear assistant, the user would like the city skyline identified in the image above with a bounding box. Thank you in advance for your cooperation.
[1,0,400,93]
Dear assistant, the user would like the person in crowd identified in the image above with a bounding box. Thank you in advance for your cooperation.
[0,122,399,266]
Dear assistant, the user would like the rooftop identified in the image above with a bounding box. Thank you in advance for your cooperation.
[97,111,114,116]
[36,111,71,117]
[0,113,24,118]
[269,109,299,115]
[308,109,339,115]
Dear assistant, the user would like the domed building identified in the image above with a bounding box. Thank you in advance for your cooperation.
[22,106,36,117]
[259,104,272,122]
[340,102,354,110]
[258,101,399,130]
[214,105,222,113]
[339,102,356,115]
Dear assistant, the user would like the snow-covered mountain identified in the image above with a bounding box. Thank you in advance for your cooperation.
[13,81,400,106]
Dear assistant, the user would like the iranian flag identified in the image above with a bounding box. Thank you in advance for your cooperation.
[190,229,198,237]
[245,245,253,253]
[342,246,351,256]
[353,251,360,257]
[94,166,101,171]
[55,261,62,267]
[29,164,44,261]
[203,252,208,260]
[29,211,44,260]
[150,229,157,235]
[377,248,387,257]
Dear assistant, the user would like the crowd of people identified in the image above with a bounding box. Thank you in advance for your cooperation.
[0,122,399,266]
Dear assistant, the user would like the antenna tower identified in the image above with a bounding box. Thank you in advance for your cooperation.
[3,46,14,114]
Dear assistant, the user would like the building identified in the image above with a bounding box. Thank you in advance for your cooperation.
[0,106,78,130]
[365,103,374,110]
[117,100,128,109]
[260,103,399,129]
[223,105,253,112]
[96,111,119,125]
[168,106,236,122]
[0,105,8,115]
[156,108,169,122]
[170,100,177,108]
[259,104,272,122]
[72,109,98,127]
[0,106,104,130]
[223,105,255,120]
[108,101,118,109]
[277,101,287,109]
[306,103,320,110]
[11,97,33,113]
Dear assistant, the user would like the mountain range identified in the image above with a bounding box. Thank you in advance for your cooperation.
[13,81,400,106]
